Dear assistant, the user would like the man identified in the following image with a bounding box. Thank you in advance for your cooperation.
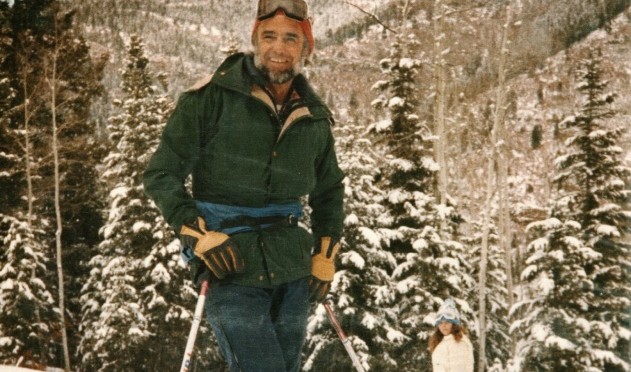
[142,0,345,371]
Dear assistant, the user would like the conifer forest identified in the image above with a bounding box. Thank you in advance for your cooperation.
[0,0,630,371]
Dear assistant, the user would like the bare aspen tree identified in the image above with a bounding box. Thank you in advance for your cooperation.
[15,32,47,229]
[16,34,46,364]
[478,3,515,371]
[494,3,515,356]
[433,0,448,206]
[45,11,71,370]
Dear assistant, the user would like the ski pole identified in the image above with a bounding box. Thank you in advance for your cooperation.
[323,301,366,372]
[180,280,210,372]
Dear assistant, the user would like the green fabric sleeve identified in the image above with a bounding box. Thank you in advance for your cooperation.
[143,93,202,233]
[308,127,345,241]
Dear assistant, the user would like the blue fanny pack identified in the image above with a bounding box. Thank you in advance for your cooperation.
[180,201,303,263]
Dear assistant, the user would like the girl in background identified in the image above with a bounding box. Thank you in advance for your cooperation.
[429,299,474,372]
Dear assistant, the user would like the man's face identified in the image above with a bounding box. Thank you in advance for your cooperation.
[254,12,307,84]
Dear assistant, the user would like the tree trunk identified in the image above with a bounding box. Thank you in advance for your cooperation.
[493,2,516,361]
[478,4,515,371]
[47,16,71,371]
[478,161,493,372]
[433,0,448,207]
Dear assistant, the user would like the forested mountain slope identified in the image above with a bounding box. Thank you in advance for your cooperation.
[70,0,630,97]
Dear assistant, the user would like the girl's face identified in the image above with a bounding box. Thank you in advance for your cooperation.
[438,321,453,336]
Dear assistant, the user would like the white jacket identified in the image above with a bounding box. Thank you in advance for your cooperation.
[431,334,474,372]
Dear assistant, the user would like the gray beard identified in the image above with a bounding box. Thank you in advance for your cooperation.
[254,54,303,84]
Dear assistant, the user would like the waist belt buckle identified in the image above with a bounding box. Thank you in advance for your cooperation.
[288,214,296,226]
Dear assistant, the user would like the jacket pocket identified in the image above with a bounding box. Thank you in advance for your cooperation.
[260,226,312,279]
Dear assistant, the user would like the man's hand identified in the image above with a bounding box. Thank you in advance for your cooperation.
[308,236,340,303]
[180,217,245,279]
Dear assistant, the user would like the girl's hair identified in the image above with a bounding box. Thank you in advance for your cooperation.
[428,323,468,353]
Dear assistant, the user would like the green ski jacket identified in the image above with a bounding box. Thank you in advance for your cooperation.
[143,53,345,287]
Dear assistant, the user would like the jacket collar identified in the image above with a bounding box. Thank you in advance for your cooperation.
[210,53,333,122]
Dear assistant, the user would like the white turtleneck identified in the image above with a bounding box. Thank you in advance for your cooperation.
[431,334,474,372]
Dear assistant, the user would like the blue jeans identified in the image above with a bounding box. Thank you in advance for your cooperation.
[205,277,310,372]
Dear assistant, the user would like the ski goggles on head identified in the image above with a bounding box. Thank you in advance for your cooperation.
[256,0,309,21]
[434,314,460,326]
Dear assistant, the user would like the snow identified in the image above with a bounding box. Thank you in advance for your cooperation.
[617,327,631,342]
[344,213,359,225]
[0,280,14,291]
[388,96,404,108]
[528,237,548,251]
[545,335,576,351]
[361,313,379,330]
[435,257,459,270]
[399,58,417,68]
[132,221,151,233]
[574,317,591,332]
[536,273,555,295]
[561,236,581,249]
[385,327,408,343]
[371,118,391,132]
[548,248,565,263]
[109,185,128,199]
[596,224,620,237]
[359,227,381,248]
[412,238,428,250]
[0,338,12,348]
[341,250,365,270]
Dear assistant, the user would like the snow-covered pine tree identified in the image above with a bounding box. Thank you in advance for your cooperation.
[552,48,631,371]
[77,34,212,370]
[0,214,58,368]
[304,118,398,371]
[510,217,601,371]
[371,28,473,371]
[511,47,630,371]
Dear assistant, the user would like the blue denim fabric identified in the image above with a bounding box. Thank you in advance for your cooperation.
[205,277,310,372]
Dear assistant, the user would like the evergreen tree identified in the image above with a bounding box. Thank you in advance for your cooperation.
[553,48,631,370]
[0,214,58,368]
[77,34,214,370]
[511,217,601,371]
[304,119,399,371]
[371,30,473,371]
[512,48,630,371]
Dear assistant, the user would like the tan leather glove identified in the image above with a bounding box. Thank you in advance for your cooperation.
[308,236,340,303]
[180,217,245,279]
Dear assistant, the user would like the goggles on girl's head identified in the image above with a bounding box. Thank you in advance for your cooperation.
[256,0,309,21]
[434,314,460,326]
